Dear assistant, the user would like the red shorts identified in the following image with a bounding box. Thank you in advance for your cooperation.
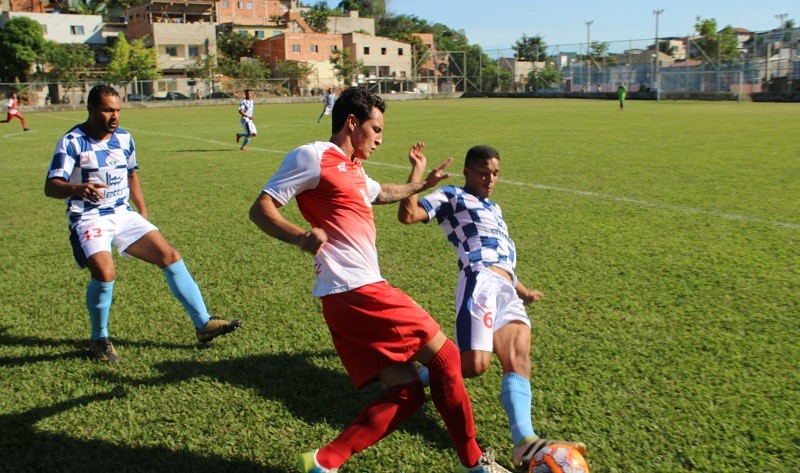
[321,281,440,389]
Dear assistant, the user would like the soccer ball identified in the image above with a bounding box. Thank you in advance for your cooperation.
[528,443,589,473]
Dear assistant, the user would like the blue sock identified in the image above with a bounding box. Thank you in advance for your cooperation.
[241,136,251,147]
[417,365,430,387]
[501,372,536,445]
[163,260,210,329]
[86,279,114,340]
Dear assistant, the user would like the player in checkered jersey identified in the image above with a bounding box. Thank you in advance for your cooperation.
[250,87,511,473]
[398,143,586,470]
[235,89,257,150]
[44,84,241,363]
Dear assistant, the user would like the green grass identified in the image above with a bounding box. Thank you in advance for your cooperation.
[1,98,798,472]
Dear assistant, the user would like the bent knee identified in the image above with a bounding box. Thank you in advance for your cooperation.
[461,352,492,378]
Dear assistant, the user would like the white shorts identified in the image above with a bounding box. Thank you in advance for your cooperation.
[241,117,257,135]
[323,106,333,115]
[454,266,531,352]
[69,211,158,268]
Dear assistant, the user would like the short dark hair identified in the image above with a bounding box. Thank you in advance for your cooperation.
[87,84,119,107]
[331,87,386,134]
[244,89,251,94]
[464,145,500,168]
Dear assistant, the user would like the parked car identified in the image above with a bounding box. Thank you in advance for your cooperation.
[203,91,234,99]
[151,91,191,101]
[127,93,151,102]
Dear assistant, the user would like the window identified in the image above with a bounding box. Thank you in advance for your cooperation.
[381,47,387,55]
[221,0,228,7]
[292,44,301,53]
[237,1,244,7]
[165,46,178,57]
[70,25,84,35]
[255,30,265,39]
[330,45,338,52]
[188,46,200,57]
[398,48,404,56]
[363,47,370,54]
[310,44,319,53]
[246,2,254,9]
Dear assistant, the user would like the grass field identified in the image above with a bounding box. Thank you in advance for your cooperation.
[1,97,798,472]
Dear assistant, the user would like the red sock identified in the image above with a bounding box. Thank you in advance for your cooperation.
[426,339,483,467]
[317,381,425,468]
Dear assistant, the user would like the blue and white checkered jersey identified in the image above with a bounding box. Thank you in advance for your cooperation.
[47,125,138,226]
[420,185,517,279]
[239,98,254,120]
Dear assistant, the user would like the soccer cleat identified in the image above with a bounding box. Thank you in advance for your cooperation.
[512,436,587,469]
[24,128,30,131]
[236,133,241,143]
[196,316,242,343]
[455,449,512,473]
[297,450,338,473]
[240,146,249,151]
[90,337,120,363]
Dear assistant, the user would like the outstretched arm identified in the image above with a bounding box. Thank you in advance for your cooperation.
[397,142,444,223]
[375,141,453,206]
[249,192,327,255]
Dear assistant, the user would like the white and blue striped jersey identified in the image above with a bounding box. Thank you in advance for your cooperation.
[47,125,138,226]
[239,98,254,120]
[419,185,517,280]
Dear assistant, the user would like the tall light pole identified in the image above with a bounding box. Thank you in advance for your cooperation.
[585,20,593,90]
[775,13,787,79]
[653,9,664,101]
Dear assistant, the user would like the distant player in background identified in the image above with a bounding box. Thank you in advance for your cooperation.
[44,84,242,363]
[617,82,627,110]
[316,88,336,123]
[236,89,257,150]
[2,92,29,131]
[398,143,586,470]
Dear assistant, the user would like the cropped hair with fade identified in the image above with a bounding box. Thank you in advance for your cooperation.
[87,84,120,108]
[464,144,500,168]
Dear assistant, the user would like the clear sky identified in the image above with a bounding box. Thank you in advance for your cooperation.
[323,1,795,52]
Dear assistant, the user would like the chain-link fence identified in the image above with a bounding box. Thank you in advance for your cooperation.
[482,33,799,98]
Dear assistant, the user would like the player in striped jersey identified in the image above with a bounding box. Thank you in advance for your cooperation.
[398,143,586,470]
[250,87,509,473]
[235,89,257,150]
[44,84,241,362]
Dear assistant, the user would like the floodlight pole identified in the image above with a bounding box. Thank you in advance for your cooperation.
[585,20,593,90]
[653,9,663,102]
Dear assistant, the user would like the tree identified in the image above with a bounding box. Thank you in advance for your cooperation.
[301,1,332,33]
[693,17,739,65]
[217,30,259,78]
[337,0,387,21]
[70,0,106,15]
[276,60,315,94]
[43,42,95,85]
[512,34,547,62]
[105,34,159,94]
[527,62,561,91]
[235,59,271,90]
[0,16,47,82]
[329,47,365,85]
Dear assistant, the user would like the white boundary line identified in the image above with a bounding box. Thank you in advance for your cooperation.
[366,161,800,231]
[43,113,799,231]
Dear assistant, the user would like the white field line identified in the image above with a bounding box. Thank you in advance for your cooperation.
[366,161,800,231]
[44,114,799,230]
